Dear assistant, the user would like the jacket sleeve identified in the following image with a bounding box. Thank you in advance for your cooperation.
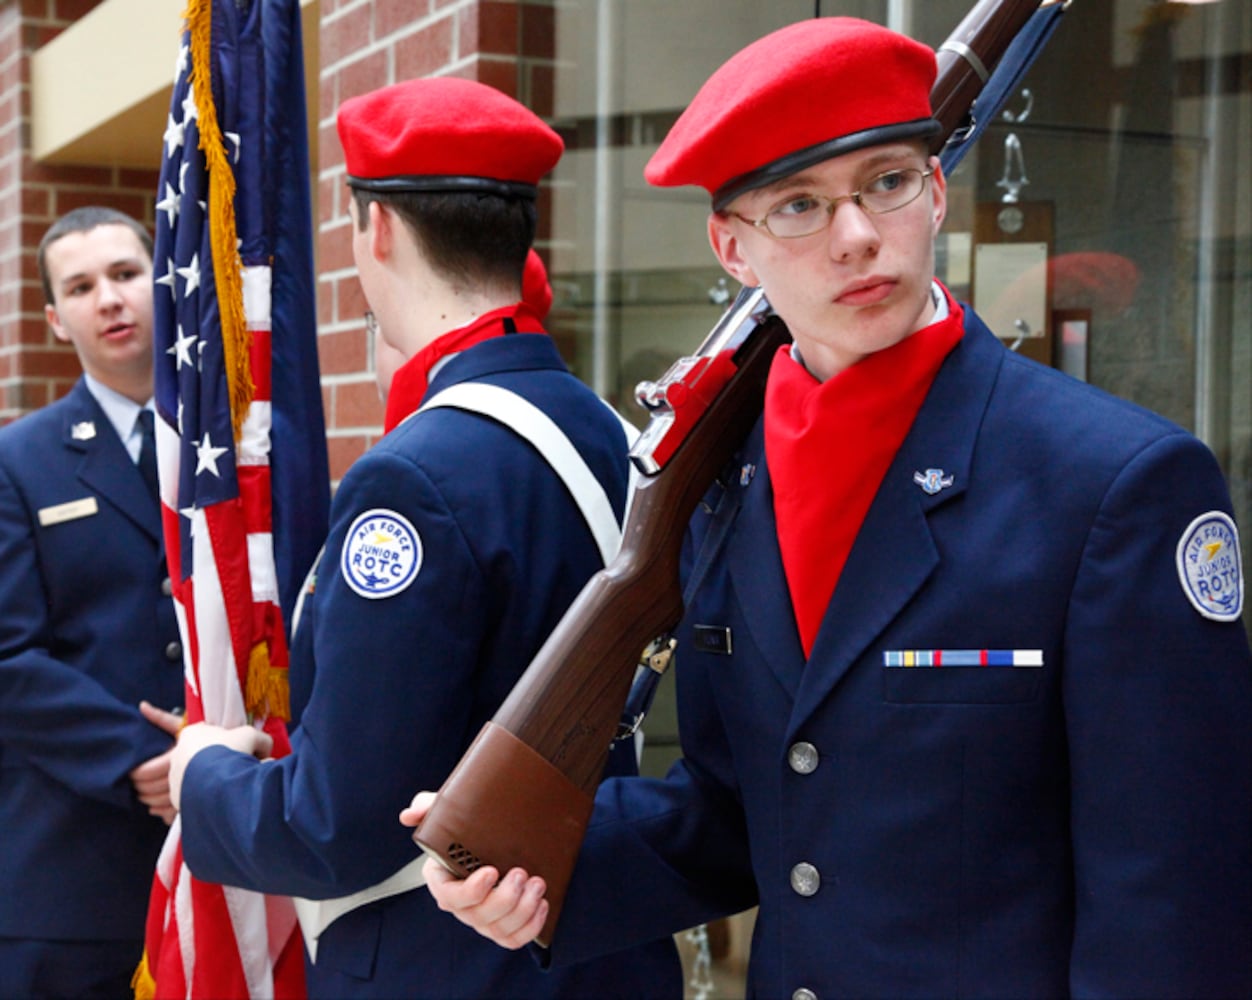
[179,450,489,898]
[0,458,171,810]
[1063,430,1252,996]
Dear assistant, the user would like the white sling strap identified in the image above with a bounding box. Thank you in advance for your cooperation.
[420,381,625,565]
[293,858,427,963]
[294,382,629,961]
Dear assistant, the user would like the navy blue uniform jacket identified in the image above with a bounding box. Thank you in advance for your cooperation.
[553,312,1252,997]
[0,378,182,942]
[180,334,680,997]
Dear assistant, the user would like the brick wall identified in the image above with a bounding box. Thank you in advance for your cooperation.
[1,0,553,460]
[0,0,159,424]
[316,0,555,482]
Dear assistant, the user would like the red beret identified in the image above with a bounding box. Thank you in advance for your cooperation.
[522,249,553,319]
[645,18,939,210]
[338,78,563,199]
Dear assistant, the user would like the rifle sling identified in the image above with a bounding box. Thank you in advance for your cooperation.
[294,381,628,955]
[618,453,749,739]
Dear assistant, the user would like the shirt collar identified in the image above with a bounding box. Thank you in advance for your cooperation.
[790,278,950,372]
[82,373,153,450]
[929,279,949,322]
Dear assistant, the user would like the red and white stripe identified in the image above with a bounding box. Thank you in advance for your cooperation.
[146,264,304,998]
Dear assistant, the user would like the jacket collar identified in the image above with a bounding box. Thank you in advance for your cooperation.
[724,314,1005,725]
[62,378,160,542]
[425,331,568,396]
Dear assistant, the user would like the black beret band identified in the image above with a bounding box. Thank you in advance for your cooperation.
[347,174,538,200]
[711,117,942,212]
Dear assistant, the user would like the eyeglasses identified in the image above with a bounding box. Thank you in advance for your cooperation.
[731,167,934,240]
[364,310,379,339]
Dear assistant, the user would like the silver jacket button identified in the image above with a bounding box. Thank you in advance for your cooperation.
[788,741,819,774]
[790,862,820,897]
[164,640,183,662]
[793,988,818,1000]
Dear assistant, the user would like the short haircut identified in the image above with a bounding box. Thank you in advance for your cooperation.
[38,207,154,305]
[351,187,535,294]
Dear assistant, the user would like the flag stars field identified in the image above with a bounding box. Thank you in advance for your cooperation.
[169,328,197,369]
[177,253,201,296]
[195,432,228,478]
[157,184,180,226]
[155,258,176,295]
[163,113,185,158]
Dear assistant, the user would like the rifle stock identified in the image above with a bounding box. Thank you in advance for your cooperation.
[415,0,1047,947]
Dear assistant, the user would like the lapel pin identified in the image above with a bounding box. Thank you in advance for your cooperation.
[70,421,97,441]
[913,468,954,495]
[740,463,756,487]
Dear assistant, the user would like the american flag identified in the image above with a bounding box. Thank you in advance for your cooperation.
[137,0,327,995]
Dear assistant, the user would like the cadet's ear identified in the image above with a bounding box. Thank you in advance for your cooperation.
[928,156,948,236]
[708,212,760,289]
[46,304,70,345]
[367,200,395,264]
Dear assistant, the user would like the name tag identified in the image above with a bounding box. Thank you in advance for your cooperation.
[38,497,99,527]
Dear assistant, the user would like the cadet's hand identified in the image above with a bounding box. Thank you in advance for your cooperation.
[168,721,273,811]
[400,791,549,949]
[139,699,184,738]
[128,700,185,824]
[397,788,435,830]
[129,749,177,824]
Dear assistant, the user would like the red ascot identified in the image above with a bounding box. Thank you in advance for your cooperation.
[765,290,964,657]
[383,303,546,433]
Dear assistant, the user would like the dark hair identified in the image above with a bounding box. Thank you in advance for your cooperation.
[351,187,535,293]
[38,207,154,305]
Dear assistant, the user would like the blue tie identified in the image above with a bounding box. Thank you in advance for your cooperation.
[137,410,158,500]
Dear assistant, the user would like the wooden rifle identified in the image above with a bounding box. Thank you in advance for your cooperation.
[415,0,1055,946]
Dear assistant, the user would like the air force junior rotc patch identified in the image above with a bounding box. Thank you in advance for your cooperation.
[1175,511,1243,621]
[341,508,423,599]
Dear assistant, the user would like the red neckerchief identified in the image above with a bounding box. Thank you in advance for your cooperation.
[765,286,965,657]
[383,302,546,432]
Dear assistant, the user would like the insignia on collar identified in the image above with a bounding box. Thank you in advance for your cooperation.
[913,468,954,495]
[1175,511,1243,621]
[739,463,756,487]
[341,508,423,600]
[70,421,97,441]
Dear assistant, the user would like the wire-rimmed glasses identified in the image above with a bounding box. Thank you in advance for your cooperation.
[731,167,933,239]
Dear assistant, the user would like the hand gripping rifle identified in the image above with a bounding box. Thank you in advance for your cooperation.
[415,0,1067,946]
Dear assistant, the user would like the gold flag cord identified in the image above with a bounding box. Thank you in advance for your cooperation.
[188,0,253,444]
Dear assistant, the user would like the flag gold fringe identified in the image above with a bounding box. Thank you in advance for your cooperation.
[132,950,156,1000]
[187,0,253,444]
[246,641,292,721]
